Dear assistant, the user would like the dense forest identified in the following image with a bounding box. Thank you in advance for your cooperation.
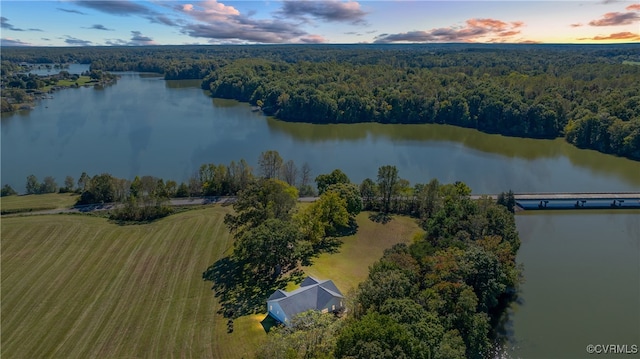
[2,44,639,159]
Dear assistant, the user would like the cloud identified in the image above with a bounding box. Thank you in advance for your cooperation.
[588,12,639,26]
[73,0,179,27]
[130,30,156,44]
[1,37,31,46]
[88,24,113,31]
[519,40,541,44]
[374,18,524,43]
[178,0,240,22]
[57,8,86,15]
[177,0,315,43]
[64,36,93,46]
[278,0,367,25]
[105,38,128,46]
[106,31,157,46]
[73,0,151,16]
[579,32,640,40]
[148,15,177,26]
[570,23,583,27]
[182,20,307,43]
[299,35,326,43]
[0,17,42,31]
[626,4,640,11]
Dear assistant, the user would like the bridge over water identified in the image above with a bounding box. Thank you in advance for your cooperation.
[471,192,640,211]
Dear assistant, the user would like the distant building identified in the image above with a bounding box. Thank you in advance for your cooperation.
[266,276,345,326]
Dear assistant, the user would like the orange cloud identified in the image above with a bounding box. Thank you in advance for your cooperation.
[299,35,326,44]
[375,17,524,43]
[498,30,521,37]
[626,4,640,11]
[466,18,508,30]
[579,32,640,40]
[570,23,583,27]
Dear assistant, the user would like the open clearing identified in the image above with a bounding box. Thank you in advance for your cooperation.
[1,206,421,358]
[304,212,423,292]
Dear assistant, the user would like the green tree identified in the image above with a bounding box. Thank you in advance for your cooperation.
[129,176,142,198]
[309,191,350,237]
[496,189,516,213]
[224,178,298,236]
[176,182,189,197]
[258,150,283,179]
[377,165,399,213]
[1,184,17,196]
[326,182,363,216]
[77,172,90,193]
[61,175,75,193]
[335,312,423,359]
[78,173,116,204]
[315,169,350,195]
[416,178,441,221]
[40,176,58,194]
[257,310,341,359]
[359,178,378,210]
[25,175,40,194]
[233,218,304,279]
[165,180,178,197]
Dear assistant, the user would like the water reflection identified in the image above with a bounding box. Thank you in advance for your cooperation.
[2,76,639,194]
[266,118,640,187]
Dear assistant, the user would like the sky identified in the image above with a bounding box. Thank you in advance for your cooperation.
[1,0,639,46]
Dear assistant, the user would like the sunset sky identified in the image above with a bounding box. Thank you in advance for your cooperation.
[1,0,639,46]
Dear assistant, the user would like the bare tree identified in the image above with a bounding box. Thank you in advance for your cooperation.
[258,150,283,179]
[281,160,298,187]
[300,162,312,187]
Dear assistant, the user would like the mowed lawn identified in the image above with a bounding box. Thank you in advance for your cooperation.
[1,207,266,359]
[304,212,423,293]
[1,206,422,358]
[1,193,79,213]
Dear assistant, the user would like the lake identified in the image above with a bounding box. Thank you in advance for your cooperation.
[2,71,639,358]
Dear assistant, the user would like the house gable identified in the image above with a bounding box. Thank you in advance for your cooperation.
[266,276,344,326]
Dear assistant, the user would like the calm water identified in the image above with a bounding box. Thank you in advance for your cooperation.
[509,212,639,359]
[2,73,639,357]
[2,72,639,194]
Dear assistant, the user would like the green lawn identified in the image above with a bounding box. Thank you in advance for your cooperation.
[303,212,423,293]
[1,207,421,358]
[41,76,94,92]
[1,193,79,214]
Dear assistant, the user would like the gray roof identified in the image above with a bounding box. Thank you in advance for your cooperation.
[267,276,344,320]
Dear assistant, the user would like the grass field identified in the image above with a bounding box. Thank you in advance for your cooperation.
[304,212,423,292]
[41,76,94,92]
[1,207,421,358]
[1,193,79,214]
